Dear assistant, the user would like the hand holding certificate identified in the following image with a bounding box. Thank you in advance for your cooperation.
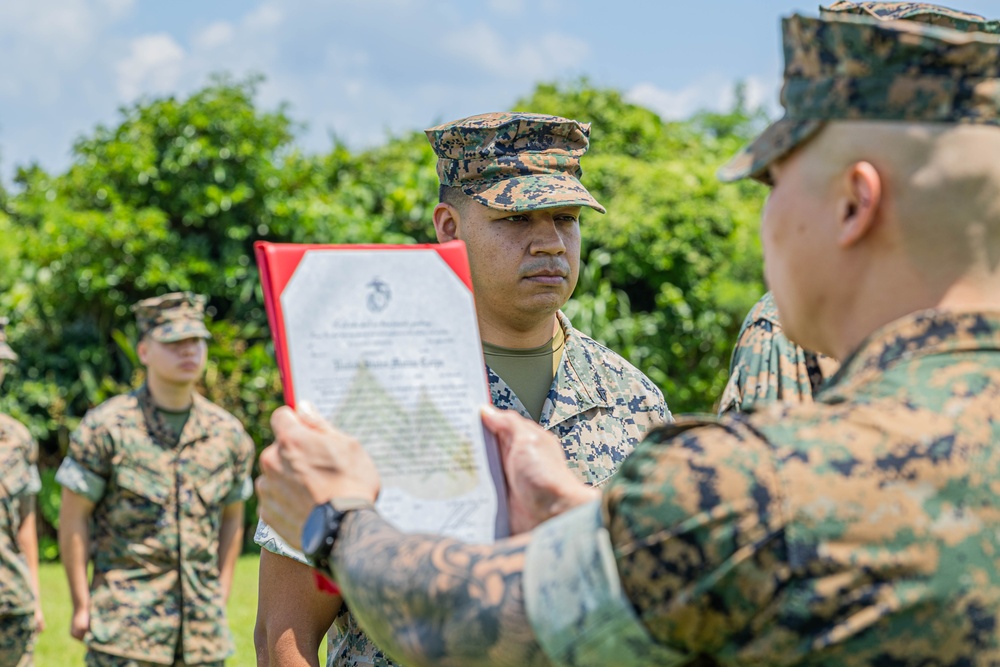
[255,240,509,544]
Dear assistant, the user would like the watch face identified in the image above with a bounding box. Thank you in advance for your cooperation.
[302,503,335,557]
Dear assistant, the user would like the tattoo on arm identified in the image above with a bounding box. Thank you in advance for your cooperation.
[332,510,552,667]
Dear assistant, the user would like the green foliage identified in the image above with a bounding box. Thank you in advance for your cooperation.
[518,80,768,409]
[0,76,768,559]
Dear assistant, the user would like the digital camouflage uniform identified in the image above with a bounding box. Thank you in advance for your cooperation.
[0,412,41,667]
[489,311,667,487]
[257,113,670,667]
[522,11,1000,666]
[56,293,255,666]
[719,292,836,414]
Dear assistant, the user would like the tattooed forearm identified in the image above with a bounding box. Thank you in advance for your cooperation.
[331,509,552,667]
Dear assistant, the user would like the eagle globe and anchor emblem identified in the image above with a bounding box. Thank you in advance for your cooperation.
[366,277,392,313]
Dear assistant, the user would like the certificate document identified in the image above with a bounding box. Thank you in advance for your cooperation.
[256,240,508,543]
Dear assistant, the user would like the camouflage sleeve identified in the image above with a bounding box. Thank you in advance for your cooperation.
[253,518,310,565]
[222,429,255,505]
[601,418,787,657]
[719,315,817,415]
[25,429,40,496]
[6,418,41,497]
[524,502,688,666]
[55,411,114,503]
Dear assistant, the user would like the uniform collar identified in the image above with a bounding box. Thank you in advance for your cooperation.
[826,309,1000,394]
[136,383,209,448]
[539,311,613,429]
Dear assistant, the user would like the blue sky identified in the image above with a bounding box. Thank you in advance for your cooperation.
[1,0,997,182]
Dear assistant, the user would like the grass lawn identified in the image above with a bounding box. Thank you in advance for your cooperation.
[36,554,308,667]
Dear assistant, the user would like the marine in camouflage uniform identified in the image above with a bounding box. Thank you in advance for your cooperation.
[254,112,668,667]
[719,292,837,414]
[57,293,254,667]
[0,320,42,667]
[716,1,999,417]
[250,5,1000,667]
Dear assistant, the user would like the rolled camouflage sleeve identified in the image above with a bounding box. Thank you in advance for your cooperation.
[600,417,789,658]
[524,502,689,666]
[25,435,41,496]
[55,412,114,503]
[222,430,255,505]
[254,518,309,565]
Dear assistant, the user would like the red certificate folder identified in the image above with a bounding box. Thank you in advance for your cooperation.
[254,239,475,408]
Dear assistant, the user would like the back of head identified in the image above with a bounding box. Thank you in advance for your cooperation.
[719,7,1000,353]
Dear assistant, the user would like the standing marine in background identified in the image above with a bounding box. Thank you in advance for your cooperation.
[719,1,998,415]
[253,112,670,667]
[0,318,43,667]
[56,293,255,667]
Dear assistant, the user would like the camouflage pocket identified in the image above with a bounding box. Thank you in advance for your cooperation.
[114,466,171,505]
[195,465,234,510]
[0,456,30,500]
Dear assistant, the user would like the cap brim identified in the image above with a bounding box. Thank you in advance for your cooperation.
[149,321,212,343]
[465,173,606,214]
[0,344,17,362]
[717,118,825,184]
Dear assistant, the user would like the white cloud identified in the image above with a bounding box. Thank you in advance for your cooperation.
[115,34,185,100]
[440,22,587,81]
[626,74,779,120]
[195,22,235,51]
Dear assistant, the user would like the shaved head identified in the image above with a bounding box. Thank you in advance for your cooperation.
[816,121,1000,284]
[763,120,1000,358]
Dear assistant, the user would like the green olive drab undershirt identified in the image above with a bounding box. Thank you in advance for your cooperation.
[156,407,191,444]
[482,325,566,422]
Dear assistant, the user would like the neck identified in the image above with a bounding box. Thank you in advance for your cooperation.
[146,374,196,412]
[828,273,1000,361]
[478,312,559,349]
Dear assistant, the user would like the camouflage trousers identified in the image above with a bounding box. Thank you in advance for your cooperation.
[0,613,35,667]
[85,650,224,667]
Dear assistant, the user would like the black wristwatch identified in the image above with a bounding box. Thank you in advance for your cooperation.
[301,498,374,574]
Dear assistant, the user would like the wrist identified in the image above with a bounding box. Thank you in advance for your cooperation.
[550,486,601,521]
[301,498,375,575]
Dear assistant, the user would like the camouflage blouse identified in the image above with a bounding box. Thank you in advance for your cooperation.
[56,385,254,665]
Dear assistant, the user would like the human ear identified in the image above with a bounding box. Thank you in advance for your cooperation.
[136,339,149,366]
[432,203,460,243]
[839,161,882,248]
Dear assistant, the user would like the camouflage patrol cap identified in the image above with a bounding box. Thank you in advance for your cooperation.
[719,10,1000,183]
[820,2,1000,32]
[0,318,16,362]
[425,112,606,213]
[131,291,211,343]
